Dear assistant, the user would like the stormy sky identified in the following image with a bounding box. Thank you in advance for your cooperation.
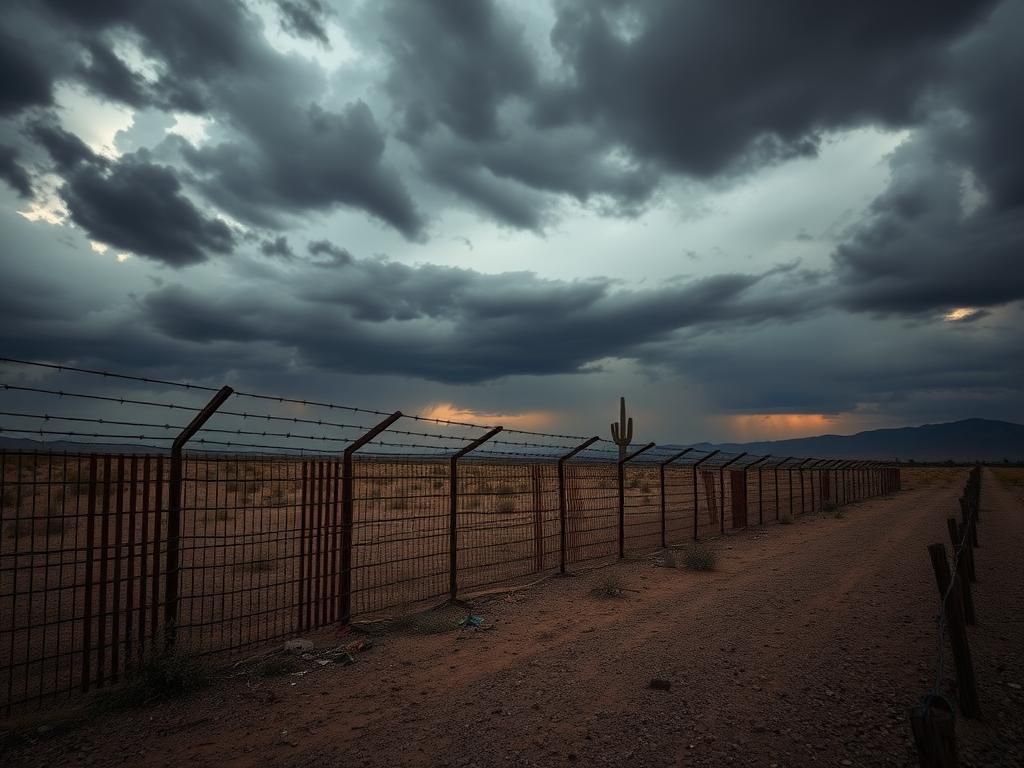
[1,0,1022,443]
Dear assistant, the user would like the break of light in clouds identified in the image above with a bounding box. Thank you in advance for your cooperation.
[1,0,1022,444]
[419,404,555,431]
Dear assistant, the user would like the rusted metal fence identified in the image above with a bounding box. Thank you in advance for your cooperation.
[0,358,901,715]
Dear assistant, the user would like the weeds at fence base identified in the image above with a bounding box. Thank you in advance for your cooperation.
[653,549,677,568]
[592,572,626,598]
[779,512,794,525]
[682,542,717,571]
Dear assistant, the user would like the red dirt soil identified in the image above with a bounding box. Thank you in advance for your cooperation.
[3,468,1022,767]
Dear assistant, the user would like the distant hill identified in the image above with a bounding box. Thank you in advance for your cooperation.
[690,418,1024,462]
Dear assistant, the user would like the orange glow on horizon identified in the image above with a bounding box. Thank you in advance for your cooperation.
[419,402,555,430]
[725,413,844,441]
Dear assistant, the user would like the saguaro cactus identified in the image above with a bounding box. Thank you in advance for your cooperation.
[610,396,633,461]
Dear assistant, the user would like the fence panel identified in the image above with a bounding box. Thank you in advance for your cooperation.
[0,451,167,716]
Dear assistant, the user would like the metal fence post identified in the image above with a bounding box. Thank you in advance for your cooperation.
[718,453,747,533]
[338,410,403,625]
[659,448,693,548]
[618,442,656,558]
[449,427,503,600]
[775,457,790,521]
[745,456,770,525]
[166,385,233,651]
[692,450,719,540]
[558,437,600,574]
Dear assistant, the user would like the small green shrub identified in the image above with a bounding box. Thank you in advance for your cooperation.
[592,571,626,597]
[683,541,716,571]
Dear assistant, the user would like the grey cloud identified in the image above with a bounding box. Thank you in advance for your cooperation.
[378,0,536,143]
[307,239,353,265]
[260,236,295,260]
[61,154,235,266]
[276,0,330,45]
[184,101,424,237]
[141,253,816,383]
[31,121,99,171]
[0,145,33,198]
[542,1,999,178]
[0,30,54,115]
[75,41,151,107]
[15,0,422,238]
[833,1,1024,315]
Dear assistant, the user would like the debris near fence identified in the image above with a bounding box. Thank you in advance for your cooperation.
[233,635,375,680]
[911,465,982,767]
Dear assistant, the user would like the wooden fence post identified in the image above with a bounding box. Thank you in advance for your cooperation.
[927,543,980,719]
[909,694,958,767]
[945,519,976,626]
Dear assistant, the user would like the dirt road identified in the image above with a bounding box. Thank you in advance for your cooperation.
[4,468,1022,767]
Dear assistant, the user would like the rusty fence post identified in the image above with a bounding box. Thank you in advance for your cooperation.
[774,457,791,521]
[558,437,600,574]
[792,459,810,517]
[338,410,403,625]
[718,453,747,533]
[165,385,233,651]
[692,450,719,540]
[659,448,693,548]
[618,442,656,558]
[745,456,770,525]
[449,427,503,600]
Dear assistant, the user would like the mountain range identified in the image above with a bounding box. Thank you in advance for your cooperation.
[691,418,1024,462]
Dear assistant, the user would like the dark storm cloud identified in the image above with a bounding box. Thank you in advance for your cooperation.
[541,0,999,177]
[0,145,32,198]
[374,0,659,227]
[183,101,424,237]
[61,154,235,266]
[31,122,99,171]
[0,31,54,115]
[7,0,422,237]
[378,0,536,143]
[275,0,330,45]
[260,235,295,260]
[833,0,1024,315]
[75,41,151,108]
[307,239,353,265]
[141,254,818,383]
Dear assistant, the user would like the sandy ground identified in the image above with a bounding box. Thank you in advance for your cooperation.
[3,467,1021,767]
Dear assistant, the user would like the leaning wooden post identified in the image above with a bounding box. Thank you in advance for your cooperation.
[909,693,958,768]
[946,518,976,625]
[449,426,502,601]
[659,448,693,548]
[959,497,978,548]
[557,437,599,574]
[927,543,980,719]
[618,442,656,558]
[166,385,233,650]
